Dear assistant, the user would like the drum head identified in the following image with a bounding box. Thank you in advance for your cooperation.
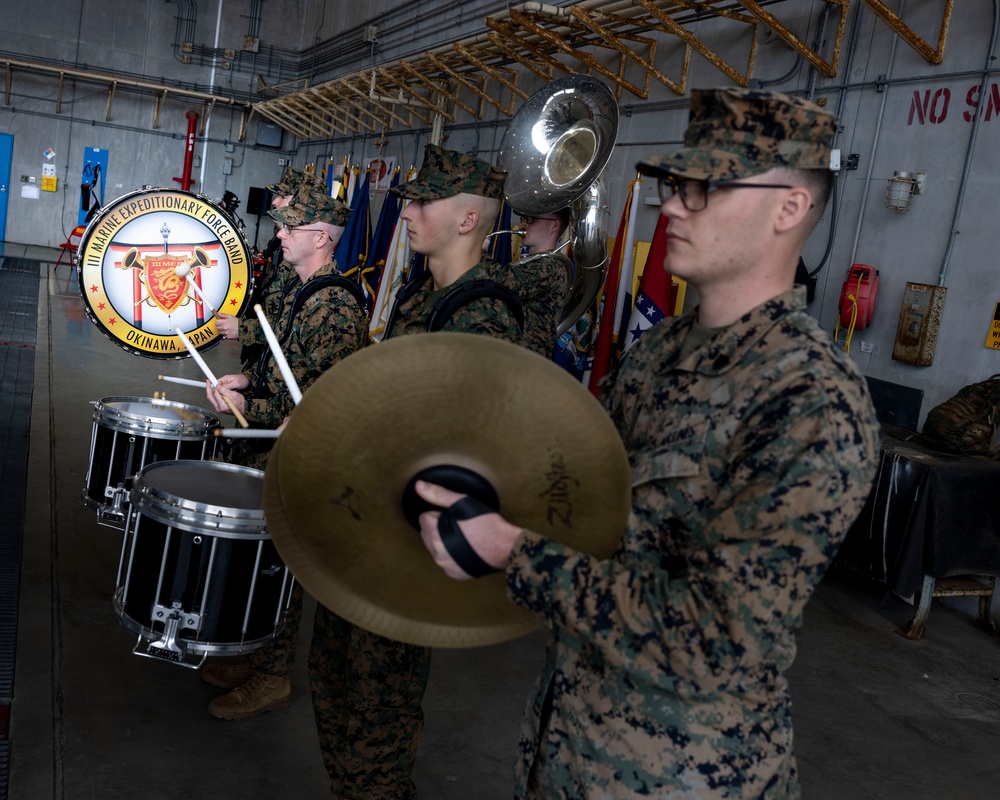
[78,188,253,359]
[94,395,219,438]
[132,460,267,538]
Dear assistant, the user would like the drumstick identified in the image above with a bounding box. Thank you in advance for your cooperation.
[158,375,205,388]
[174,264,217,315]
[253,304,304,406]
[214,428,281,439]
[173,326,250,429]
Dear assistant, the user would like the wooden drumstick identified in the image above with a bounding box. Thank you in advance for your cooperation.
[173,326,250,429]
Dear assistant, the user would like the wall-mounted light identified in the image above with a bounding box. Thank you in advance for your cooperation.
[885,170,925,212]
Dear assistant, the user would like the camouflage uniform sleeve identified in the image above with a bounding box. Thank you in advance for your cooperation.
[519,254,570,358]
[237,317,265,347]
[244,287,365,427]
[438,296,521,344]
[506,372,879,693]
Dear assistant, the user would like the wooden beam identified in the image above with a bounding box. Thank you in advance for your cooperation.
[340,77,414,130]
[485,18,572,78]
[864,0,954,65]
[425,51,514,117]
[735,0,847,78]
[376,68,437,125]
[505,9,650,99]
[453,43,527,103]
[398,62,471,118]
[631,0,756,89]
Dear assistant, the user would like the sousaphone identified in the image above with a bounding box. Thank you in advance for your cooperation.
[497,75,619,335]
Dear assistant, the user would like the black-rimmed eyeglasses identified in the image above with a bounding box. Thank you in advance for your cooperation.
[657,177,793,212]
[519,215,561,225]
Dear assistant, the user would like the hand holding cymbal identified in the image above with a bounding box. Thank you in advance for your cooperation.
[264,333,630,648]
[415,480,521,581]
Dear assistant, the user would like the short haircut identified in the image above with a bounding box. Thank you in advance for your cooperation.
[775,167,834,215]
[469,195,502,234]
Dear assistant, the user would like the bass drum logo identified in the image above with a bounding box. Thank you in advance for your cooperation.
[78,187,253,359]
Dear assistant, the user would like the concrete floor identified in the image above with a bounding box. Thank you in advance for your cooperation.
[6,248,1000,799]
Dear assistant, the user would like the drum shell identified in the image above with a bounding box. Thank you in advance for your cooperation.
[83,396,219,522]
[115,460,289,655]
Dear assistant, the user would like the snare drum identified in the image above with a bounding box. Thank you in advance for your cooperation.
[84,396,219,527]
[114,460,293,668]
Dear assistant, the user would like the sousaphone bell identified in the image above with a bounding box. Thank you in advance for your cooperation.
[497,75,619,335]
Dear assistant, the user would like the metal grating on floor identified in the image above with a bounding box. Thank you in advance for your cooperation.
[0,257,45,274]
[955,692,1000,712]
[0,259,38,800]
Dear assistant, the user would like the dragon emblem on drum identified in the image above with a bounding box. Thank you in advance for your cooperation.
[120,224,214,316]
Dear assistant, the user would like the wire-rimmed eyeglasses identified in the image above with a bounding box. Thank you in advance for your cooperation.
[657,177,793,212]
[280,223,328,234]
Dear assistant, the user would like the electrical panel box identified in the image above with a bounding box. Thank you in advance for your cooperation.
[892,282,947,366]
[256,121,283,148]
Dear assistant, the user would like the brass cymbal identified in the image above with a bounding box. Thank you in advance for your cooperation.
[264,332,631,648]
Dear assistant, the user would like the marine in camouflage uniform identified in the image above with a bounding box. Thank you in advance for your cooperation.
[388,252,521,341]
[415,88,882,798]
[509,286,879,798]
[489,207,571,358]
[308,144,520,800]
[216,168,327,365]
[204,187,367,721]
[498,251,568,357]
[223,188,366,470]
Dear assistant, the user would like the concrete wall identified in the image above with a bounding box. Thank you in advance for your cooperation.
[0,0,309,253]
[3,0,1000,421]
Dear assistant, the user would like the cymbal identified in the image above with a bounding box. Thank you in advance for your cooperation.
[264,332,631,648]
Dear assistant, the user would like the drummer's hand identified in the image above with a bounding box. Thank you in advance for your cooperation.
[206,373,249,415]
[415,481,521,580]
[215,312,240,340]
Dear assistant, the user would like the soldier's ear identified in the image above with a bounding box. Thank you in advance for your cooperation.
[459,208,480,232]
[775,185,812,233]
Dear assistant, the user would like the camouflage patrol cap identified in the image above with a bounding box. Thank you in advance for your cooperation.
[391,144,506,200]
[636,87,836,181]
[268,186,351,227]
[266,166,325,197]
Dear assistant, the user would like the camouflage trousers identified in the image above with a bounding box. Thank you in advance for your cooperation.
[249,582,303,676]
[308,604,432,800]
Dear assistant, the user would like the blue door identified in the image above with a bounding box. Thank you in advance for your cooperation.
[0,132,11,244]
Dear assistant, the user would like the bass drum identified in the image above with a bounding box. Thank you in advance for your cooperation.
[78,187,253,359]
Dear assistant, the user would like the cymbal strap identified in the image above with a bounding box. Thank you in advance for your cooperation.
[438,496,501,578]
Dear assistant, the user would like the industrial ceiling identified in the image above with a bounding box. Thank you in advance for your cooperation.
[1,0,955,142]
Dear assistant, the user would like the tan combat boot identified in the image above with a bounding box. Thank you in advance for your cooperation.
[200,659,254,689]
[207,672,292,720]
